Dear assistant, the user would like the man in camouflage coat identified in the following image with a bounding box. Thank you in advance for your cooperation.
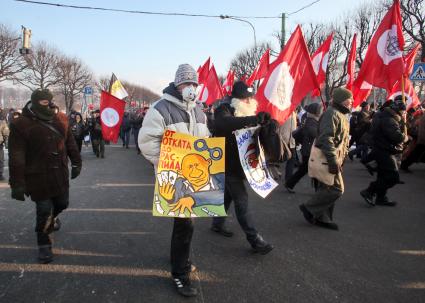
[299,88,352,231]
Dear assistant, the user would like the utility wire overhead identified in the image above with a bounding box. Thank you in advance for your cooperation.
[14,0,321,19]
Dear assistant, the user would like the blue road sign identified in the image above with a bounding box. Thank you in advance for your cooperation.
[410,63,425,82]
[84,86,93,95]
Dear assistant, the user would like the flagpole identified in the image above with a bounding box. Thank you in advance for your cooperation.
[401,75,405,103]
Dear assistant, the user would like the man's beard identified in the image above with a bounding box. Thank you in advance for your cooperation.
[231,98,258,117]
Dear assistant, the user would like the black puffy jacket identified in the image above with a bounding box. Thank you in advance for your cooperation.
[370,108,406,154]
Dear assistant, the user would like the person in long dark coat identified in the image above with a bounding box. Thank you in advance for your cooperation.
[8,89,82,263]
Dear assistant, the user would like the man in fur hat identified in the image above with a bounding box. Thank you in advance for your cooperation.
[210,80,274,254]
[8,89,82,263]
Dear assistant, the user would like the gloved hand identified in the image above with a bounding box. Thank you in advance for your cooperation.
[71,166,81,179]
[256,112,271,125]
[11,187,26,201]
[328,162,341,174]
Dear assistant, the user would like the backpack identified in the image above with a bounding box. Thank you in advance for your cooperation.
[253,119,292,163]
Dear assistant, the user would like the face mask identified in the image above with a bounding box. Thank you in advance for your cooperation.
[182,85,197,103]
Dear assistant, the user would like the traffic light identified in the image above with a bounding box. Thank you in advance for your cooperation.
[19,26,31,55]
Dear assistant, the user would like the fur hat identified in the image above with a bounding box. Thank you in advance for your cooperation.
[231,81,254,99]
[332,87,353,104]
[31,89,53,104]
[174,64,198,87]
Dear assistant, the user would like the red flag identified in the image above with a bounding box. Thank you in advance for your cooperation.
[404,44,421,77]
[100,91,126,143]
[389,79,420,110]
[247,49,270,86]
[352,80,373,108]
[222,69,235,96]
[256,25,320,125]
[387,44,421,110]
[198,57,210,84]
[199,65,223,105]
[346,34,357,91]
[311,33,334,96]
[353,0,404,92]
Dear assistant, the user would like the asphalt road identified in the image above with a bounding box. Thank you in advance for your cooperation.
[0,143,424,303]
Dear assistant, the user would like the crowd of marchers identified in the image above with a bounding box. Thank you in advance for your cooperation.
[0,63,424,298]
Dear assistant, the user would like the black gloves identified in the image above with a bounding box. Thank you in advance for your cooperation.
[256,112,271,125]
[328,162,341,175]
[71,166,81,179]
[11,187,26,201]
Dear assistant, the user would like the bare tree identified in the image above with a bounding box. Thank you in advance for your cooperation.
[96,75,111,92]
[400,0,425,60]
[16,41,60,90]
[0,24,27,83]
[122,80,159,105]
[229,42,271,80]
[55,55,92,113]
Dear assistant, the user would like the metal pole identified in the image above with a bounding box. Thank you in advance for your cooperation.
[220,15,256,48]
[281,13,286,49]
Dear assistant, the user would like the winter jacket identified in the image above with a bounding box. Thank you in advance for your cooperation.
[138,83,210,166]
[370,107,407,154]
[0,119,9,146]
[416,114,425,145]
[214,102,258,178]
[70,120,85,140]
[278,112,297,149]
[121,114,132,132]
[130,113,144,130]
[88,117,103,140]
[315,104,350,168]
[300,115,319,157]
[8,102,82,201]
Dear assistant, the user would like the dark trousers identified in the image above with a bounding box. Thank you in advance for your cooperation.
[123,130,131,147]
[284,148,297,181]
[133,128,140,152]
[35,191,69,246]
[349,144,368,161]
[92,139,105,157]
[366,151,399,201]
[286,155,309,189]
[0,145,4,177]
[212,176,258,244]
[401,144,425,169]
[74,136,82,153]
[170,218,194,278]
[305,175,343,223]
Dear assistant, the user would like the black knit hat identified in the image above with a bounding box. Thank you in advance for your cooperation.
[31,89,53,104]
[305,103,323,116]
[231,81,254,99]
[360,101,369,108]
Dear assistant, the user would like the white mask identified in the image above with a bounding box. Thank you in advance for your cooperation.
[182,85,197,103]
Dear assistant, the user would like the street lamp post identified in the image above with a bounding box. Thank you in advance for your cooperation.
[220,15,257,48]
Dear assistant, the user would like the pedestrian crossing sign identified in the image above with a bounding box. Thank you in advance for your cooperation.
[410,63,425,81]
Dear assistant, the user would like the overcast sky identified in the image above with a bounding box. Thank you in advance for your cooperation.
[2,0,375,94]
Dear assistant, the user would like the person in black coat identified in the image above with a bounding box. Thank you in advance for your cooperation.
[130,110,144,154]
[70,112,85,152]
[360,98,407,206]
[285,103,322,192]
[88,110,105,158]
[210,81,274,255]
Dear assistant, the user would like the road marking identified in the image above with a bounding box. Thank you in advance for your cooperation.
[399,282,425,289]
[95,183,154,187]
[0,263,223,282]
[394,250,425,256]
[67,208,151,213]
[0,245,123,257]
[66,231,152,235]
